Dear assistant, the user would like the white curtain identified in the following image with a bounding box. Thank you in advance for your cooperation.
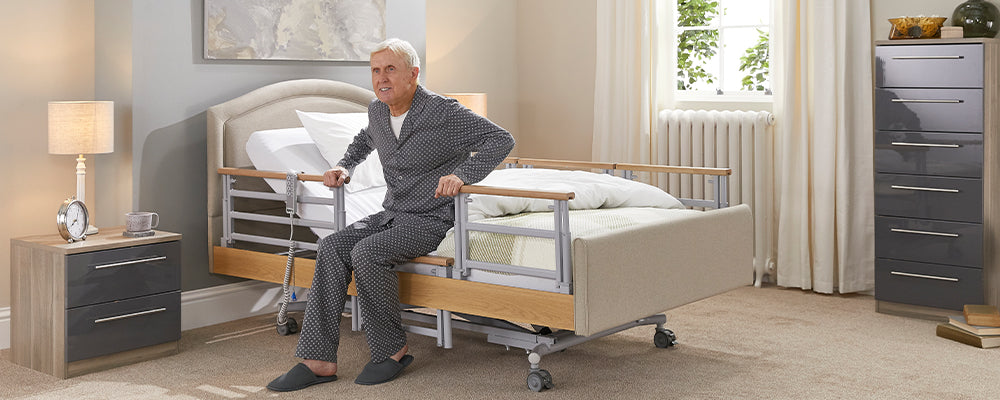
[772,0,874,293]
[593,0,672,165]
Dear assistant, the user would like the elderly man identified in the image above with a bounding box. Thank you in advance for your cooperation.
[267,38,514,392]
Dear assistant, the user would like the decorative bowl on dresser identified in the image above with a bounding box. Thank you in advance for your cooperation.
[10,227,181,378]
[874,37,1000,320]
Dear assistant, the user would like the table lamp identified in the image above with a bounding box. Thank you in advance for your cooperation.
[48,101,114,235]
[444,93,487,117]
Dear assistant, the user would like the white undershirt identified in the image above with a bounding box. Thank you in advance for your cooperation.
[390,111,408,139]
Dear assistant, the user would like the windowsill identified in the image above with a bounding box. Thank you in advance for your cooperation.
[674,94,774,104]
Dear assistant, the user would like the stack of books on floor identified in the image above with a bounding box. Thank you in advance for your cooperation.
[936,304,1000,348]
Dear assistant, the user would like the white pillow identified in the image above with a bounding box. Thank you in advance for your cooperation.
[296,110,386,192]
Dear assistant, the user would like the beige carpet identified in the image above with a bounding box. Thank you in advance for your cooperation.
[2,285,999,399]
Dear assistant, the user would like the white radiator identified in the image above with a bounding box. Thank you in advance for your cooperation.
[656,109,775,287]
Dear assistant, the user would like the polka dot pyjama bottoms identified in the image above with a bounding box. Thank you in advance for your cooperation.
[295,211,452,363]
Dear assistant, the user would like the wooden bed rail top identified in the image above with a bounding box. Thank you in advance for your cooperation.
[512,158,731,176]
[217,167,350,183]
[612,163,732,176]
[460,185,575,201]
[514,158,616,171]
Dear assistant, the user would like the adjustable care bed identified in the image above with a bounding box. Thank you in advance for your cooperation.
[206,79,753,391]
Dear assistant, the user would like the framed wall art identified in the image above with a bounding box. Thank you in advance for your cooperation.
[204,0,386,61]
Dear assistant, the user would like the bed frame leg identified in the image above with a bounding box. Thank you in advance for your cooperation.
[350,296,361,332]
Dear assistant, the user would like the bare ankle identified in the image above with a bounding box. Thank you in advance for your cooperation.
[390,345,409,362]
[302,359,337,376]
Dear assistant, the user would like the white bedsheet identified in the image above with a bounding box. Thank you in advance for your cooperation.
[245,127,386,236]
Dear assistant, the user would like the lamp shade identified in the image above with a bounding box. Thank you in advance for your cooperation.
[444,93,487,117]
[48,101,114,155]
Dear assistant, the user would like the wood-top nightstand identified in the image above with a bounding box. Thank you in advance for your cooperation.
[10,227,182,378]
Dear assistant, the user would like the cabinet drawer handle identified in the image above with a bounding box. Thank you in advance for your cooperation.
[94,307,167,324]
[889,228,959,237]
[891,55,964,60]
[890,271,959,282]
[890,142,960,148]
[890,185,960,193]
[93,256,167,270]
[890,99,963,104]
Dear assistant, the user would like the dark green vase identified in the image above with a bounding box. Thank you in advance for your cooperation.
[952,0,1000,38]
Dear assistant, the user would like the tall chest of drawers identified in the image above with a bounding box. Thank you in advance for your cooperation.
[874,38,1000,318]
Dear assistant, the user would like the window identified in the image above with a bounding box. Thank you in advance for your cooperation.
[676,0,771,98]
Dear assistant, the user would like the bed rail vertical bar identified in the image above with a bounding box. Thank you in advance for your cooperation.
[455,192,470,277]
[714,175,729,209]
[221,174,234,247]
[554,199,572,293]
[332,185,346,231]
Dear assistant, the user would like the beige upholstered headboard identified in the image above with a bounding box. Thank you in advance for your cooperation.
[206,79,375,256]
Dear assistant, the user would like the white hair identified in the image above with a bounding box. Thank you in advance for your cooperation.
[371,38,421,77]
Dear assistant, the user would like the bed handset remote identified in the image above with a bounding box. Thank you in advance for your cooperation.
[284,171,300,215]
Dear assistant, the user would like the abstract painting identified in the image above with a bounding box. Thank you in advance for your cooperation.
[205,0,386,61]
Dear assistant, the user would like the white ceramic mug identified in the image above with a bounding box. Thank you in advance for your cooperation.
[125,211,159,232]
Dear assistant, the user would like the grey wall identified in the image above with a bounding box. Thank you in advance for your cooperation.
[96,0,426,291]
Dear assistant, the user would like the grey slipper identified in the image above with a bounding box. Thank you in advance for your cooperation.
[354,354,414,385]
[266,363,337,392]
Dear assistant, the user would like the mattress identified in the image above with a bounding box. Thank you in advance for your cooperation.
[245,127,386,236]
[244,127,697,292]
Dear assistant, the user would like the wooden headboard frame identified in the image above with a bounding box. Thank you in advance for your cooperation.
[206,79,376,256]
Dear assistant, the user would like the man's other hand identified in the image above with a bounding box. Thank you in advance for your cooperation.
[435,174,464,198]
[323,167,350,188]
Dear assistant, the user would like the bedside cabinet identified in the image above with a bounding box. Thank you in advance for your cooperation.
[874,38,1000,319]
[10,227,181,378]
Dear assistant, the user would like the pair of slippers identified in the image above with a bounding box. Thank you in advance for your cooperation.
[266,355,414,392]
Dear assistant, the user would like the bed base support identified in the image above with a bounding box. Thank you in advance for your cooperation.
[391,307,673,392]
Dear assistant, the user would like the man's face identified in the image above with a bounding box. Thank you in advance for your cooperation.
[370,49,419,110]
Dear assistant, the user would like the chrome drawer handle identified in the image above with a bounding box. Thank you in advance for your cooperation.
[890,271,959,282]
[890,185,960,193]
[890,142,960,148]
[890,228,959,237]
[890,99,963,104]
[891,55,964,60]
[94,307,167,324]
[93,256,167,270]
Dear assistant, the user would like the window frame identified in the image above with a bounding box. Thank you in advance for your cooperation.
[674,0,773,102]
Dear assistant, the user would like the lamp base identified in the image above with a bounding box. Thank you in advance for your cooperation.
[86,225,99,235]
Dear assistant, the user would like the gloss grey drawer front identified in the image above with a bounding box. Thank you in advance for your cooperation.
[874,131,983,177]
[66,291,180,362]
[65,241,180,308]
[875,44,983,88]
[874,216,982,267]
[874,174,982,223]
[875,258,983,310]
[874,88,983,133]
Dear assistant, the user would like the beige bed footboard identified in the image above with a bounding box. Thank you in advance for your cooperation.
[572,204,753,336]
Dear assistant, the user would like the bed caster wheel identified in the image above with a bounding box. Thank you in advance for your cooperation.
[527,370,554,392]
[654,329,677,348]
[277,317,299,336]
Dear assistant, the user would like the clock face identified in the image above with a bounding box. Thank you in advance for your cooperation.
[65,201,87,238]
[57,198,89,242]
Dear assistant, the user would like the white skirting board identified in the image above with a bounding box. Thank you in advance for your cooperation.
[0,307,9,350]
[0,282,308,350]
[180,281,308,331]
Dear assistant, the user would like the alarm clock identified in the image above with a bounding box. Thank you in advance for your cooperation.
[57,197,89,243]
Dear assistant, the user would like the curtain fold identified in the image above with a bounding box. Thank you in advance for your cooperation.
[593,0,671,167]
[772,0,874,293]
